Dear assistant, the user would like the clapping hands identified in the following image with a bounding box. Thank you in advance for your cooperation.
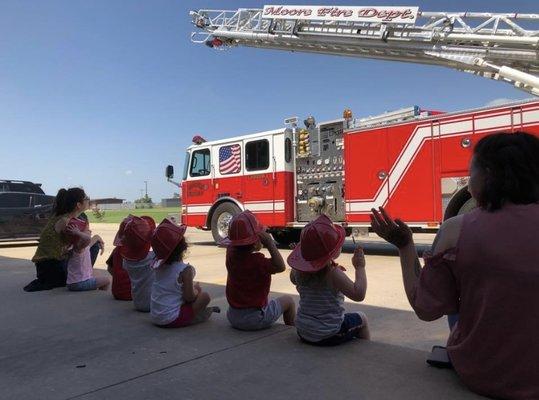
[370,207,413,249]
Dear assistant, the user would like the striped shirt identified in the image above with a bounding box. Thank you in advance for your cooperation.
[295,278,345,342]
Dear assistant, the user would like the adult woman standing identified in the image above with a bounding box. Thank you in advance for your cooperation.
[24,188,90,292]
[371,132,539,399]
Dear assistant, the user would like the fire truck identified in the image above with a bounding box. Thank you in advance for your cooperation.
[167,5,539,244]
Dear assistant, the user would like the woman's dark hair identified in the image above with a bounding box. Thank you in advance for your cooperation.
[473,131,539,211]
[165,238,188,264]
[52,187,87,216]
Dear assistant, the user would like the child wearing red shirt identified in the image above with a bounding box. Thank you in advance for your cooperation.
[112,215,156,312]
[106,246,131,301]
[107,216,132,301]
[222,211,295,330]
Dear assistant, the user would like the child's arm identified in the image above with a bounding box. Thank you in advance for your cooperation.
[179,265,198,303]
[289,269,297,285]
[258,231,286,273]
[330,246,367,302]
[90,235,105,255]
[65,225,92,250]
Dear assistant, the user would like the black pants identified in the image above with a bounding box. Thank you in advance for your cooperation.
[23,258,67,292]
[89,242,99,266]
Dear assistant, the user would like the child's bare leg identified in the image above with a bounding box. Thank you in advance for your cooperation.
[192,291,211,315]
[96,276,110,291]
[277,295,296,326]
[187,291,213,325]
[356,311,371,340]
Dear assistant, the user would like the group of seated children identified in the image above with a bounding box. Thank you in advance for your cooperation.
[105,215,219,327]
[72,210,370,345]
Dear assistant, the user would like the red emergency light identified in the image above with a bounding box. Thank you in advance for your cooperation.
[192,135,207,145]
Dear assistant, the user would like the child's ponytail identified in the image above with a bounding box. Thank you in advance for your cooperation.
[52,187,87,216]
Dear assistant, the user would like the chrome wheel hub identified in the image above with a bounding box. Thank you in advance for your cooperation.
[217,212,233,238]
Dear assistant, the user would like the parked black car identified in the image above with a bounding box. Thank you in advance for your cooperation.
[0,180,55,241]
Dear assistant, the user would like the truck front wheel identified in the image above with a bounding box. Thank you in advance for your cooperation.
[211,202,241,244]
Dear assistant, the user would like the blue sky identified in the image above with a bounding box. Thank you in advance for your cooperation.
[0,0,536,202]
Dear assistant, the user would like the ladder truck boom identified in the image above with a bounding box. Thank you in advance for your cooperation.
[190,6,539,95]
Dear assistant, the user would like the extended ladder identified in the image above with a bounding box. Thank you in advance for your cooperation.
[190,6,539,95]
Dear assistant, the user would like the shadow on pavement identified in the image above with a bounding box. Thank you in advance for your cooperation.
[0,258,485,400]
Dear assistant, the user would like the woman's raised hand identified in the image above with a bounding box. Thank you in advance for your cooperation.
[370,207,413,249]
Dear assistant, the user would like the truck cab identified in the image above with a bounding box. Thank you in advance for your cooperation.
[178,129,295,243]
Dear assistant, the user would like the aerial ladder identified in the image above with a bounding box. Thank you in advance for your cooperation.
[190,5,539,95]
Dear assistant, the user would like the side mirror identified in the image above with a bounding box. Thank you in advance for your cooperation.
[165,165,174,179]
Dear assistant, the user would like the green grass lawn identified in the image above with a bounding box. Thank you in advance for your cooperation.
[87,207,180,224]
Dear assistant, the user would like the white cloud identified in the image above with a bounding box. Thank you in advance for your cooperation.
[125,170,133,175]
[485,98,515,107]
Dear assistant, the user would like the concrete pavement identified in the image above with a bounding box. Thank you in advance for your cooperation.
[0,226,487,400]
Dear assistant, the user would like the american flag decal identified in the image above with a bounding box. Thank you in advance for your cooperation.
[219,144,241,174]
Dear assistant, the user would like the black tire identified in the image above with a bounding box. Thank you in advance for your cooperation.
[443,186,477,221]
[272,229,301,247]
[211,202,241,244]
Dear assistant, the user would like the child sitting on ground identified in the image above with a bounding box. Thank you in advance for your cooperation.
[65,217,110,292]
[222,210,295,330]
[150,219,219,328]
[288,214,370,346]
[106,246,132,301]
[111,215,156,312]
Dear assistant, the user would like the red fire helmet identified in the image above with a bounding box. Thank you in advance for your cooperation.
[220,210,265,247]
[287,214,345,273]
[114,215,156,261]
[65,217,88,246]
[151,218,187,269]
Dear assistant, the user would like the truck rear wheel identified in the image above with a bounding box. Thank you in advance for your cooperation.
[211,202,241,244]
[443,186,477,221]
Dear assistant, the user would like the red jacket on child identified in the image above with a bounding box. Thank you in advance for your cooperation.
[106,247,132,301]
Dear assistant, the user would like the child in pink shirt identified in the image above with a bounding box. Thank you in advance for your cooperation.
[65,217,109,291]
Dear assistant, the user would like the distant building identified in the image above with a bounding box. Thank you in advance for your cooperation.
[161,198,181,208]
[89,198,127,210]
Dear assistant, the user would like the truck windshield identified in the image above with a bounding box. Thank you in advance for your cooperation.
[190,149,211,177]
[182,152,190,180]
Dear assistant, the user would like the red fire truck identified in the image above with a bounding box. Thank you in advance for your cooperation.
[168,6,539,244]
[170,100,539,244]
